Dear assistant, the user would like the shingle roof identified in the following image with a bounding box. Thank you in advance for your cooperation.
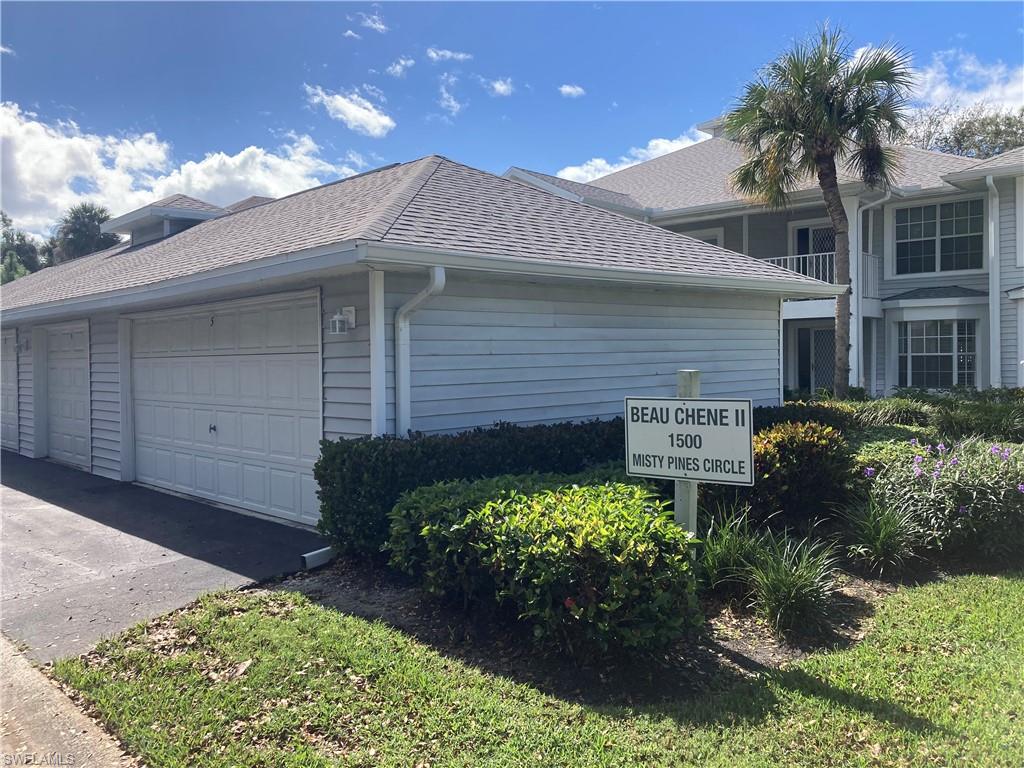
[505,167,642,210]
[2,156,826,313]
[224,195,275,213]
[960,147,1024,174]
[882,286,988,302]
[587,138,979,212]
[148,194,226,214]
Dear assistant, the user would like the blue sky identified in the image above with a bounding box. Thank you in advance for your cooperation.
[2,2,1022,236]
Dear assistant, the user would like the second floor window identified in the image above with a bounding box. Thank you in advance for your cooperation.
[895,199,984,275]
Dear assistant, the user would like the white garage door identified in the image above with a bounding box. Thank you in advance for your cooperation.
[47,322,91,469]
[131,293,322,525]
[1,330,19,450]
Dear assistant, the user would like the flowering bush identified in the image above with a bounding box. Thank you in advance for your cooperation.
[867,437,1024,564]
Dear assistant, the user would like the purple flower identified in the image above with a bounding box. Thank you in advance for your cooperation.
[1003,449,1012,462]
[958,505,967,514]
[937,443,947,453]
[925,445,933,453]
[864,467,876,478]
[992,444,1003,455]
[936,460,944,469]
[914,455,924,465]
[1018,484,1024,493]
[913,466,924,478]
[949,457,959,466]
[932,470,941,478]
[910,438,918,446]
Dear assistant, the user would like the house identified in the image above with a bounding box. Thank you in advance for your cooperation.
[0,156,834,527]
[509,124,1024,395]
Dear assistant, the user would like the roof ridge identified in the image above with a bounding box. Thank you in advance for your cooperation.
[363,155,446,241]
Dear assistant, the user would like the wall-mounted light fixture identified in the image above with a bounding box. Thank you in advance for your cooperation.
[329,307,357,335]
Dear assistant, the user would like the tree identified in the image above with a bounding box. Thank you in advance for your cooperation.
[49,202,120,264]
[1,211,43,284]
[906,102,1024,159]
[725,27,913,398]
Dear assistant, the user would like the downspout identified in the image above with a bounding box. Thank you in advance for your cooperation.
[855,192,891,390]
[395,266,446,436]
[986,175,1001,388]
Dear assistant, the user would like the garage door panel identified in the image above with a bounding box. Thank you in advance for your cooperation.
[47,324,90,469]
[133,294,321,525]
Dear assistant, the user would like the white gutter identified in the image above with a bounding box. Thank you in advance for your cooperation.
[395,266,446,436]
[855,192,891,387]
[986,175,1002,388]
[362,242,841,299]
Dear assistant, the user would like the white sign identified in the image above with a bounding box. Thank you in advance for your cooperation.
[624,397,754,486]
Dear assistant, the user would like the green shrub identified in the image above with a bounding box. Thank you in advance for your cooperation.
[746,530,839,632]
[753,401,857,433]
[930,402,1024,442]
[396,480,700,656]
[853,433,927,476]
[699,502,765,594]
[708,421,853,524]
[315,419,625,555]
[842,496,921,575]
[852,398,934,427]
[867,438,1024,564]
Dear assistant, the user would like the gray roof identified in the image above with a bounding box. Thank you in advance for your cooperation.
[505,167,642,210]
[588,138,979,213]
[3,156,826,312]
[882,286,988,302]
[148,193,226,214]
[960,147,1024,174]
[224,195,275,213]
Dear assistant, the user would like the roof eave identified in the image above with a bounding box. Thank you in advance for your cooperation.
[647,181,864,224]
[360,241,842,298]
[941,164,1024,186]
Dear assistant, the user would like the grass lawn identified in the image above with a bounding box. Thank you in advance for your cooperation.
[55,573,1024,768]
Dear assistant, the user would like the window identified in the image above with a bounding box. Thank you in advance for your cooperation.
[792,224,835,255]
[895,200,983,275]
[897,319,977,388]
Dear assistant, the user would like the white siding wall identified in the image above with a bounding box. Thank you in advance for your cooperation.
[321,272,372,440]
[17,329,33,456]
[997,178,1020,385]
[89,315,121,479]
[384,271,782,435]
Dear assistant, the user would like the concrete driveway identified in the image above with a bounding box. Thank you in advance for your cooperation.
[1,451,325,662]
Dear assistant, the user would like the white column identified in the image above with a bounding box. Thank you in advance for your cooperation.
[842,195,861,388]
[986,176,1002,388]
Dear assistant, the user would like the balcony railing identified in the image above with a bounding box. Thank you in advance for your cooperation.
[764,251,883,299]
[764,252,836,284]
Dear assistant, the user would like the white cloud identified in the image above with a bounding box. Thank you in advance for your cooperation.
[386,56,415,77]
[358,11,388,34]
[426,47,472,63]
[0,102,360,238]
[0,45,14,56]
[558,84,586,98]
[304,83,396,138]
[556,128,708,183]
[438,73,464,116]
[915,48,1024,110]
[342,29,361,40]
[361,83,386,102]
[486,77,514,97]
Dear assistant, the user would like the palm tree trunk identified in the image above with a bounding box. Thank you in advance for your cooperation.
[815,155,851,399]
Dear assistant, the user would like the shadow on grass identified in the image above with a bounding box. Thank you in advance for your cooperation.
[274,559,951,736]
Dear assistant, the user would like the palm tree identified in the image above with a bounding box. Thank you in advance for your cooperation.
[725,27,913,398]
[50,202,121,264]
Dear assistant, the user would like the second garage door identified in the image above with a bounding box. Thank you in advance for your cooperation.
[132,293,322,525]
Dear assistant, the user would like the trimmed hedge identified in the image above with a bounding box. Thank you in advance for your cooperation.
[752,401,857,433]
[390,477,700,656]
[315,420,625,555]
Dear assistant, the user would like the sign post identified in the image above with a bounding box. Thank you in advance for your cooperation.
[624,369,754,534]
[675,370,700,532]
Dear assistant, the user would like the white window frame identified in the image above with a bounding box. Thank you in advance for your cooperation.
[883,193,988,280]
[896,318,977,389]
[885,303,988,391]
[683,226,726,248]
[787,217,835,257]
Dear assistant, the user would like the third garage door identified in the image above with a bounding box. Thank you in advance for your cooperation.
[131,293,321,525]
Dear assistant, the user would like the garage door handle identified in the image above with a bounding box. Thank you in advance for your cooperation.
[209,424,217,433]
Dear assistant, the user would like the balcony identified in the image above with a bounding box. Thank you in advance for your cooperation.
[764,251,882,300]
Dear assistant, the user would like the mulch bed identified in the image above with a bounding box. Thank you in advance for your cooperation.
[271,558,932,707]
